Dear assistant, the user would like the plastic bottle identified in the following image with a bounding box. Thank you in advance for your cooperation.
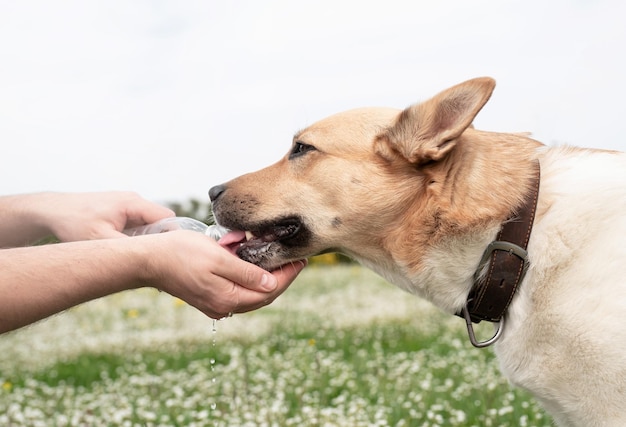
[123,217,230,240]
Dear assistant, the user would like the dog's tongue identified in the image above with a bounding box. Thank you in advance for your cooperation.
[218,230,246,255]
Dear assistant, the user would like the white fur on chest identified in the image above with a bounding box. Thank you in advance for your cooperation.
[497,147,626,426]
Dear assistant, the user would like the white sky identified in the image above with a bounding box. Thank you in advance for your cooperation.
[1,0,625,203]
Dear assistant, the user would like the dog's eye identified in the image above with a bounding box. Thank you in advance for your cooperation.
[289,141,316,159]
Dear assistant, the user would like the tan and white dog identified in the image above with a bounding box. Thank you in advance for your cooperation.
[209,77,626,426]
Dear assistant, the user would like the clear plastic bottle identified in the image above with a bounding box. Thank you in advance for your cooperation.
[123,217,230,240]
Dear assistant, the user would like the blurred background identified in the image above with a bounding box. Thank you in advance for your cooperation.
[2,0,625,204]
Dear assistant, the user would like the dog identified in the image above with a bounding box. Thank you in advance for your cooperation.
[209,77,626,426]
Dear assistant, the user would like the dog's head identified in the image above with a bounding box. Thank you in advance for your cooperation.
[210,77,538,287]
[210,105,404,271]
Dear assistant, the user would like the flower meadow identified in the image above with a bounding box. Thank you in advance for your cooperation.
[0,266,552,426]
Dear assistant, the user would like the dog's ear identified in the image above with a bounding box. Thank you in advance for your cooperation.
[375,77,495,165]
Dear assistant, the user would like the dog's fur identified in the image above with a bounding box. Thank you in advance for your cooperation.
[210,78,626,426]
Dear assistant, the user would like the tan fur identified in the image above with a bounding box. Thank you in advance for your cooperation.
[211,77,626,426]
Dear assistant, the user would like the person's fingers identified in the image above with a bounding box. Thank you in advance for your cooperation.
[124,198,175,229]
[216,252,279,292]
[153,233,307,319]
[96,228,130,239]
[230,259,308,314]
[197,276,241,319]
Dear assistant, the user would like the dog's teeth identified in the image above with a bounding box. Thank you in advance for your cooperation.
[245,231,254,241]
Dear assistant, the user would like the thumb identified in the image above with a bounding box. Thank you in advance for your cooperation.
[238,263,278,292]
[125,201,175,229]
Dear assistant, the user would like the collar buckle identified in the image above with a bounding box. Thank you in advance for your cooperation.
[461,303,505,348]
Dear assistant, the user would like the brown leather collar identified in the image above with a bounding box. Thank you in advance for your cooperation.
[459,161,540,347]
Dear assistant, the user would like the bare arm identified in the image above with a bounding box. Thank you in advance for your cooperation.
[0,191,175,247]
[0,192,306,334]
[0,231,305,334]
[0,238,145,332]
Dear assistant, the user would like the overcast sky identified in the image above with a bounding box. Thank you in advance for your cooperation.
[1,0,625,203]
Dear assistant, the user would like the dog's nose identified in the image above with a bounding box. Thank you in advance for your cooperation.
[209,184,227,202]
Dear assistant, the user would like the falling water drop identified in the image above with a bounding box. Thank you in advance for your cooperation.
[209,319,218,413]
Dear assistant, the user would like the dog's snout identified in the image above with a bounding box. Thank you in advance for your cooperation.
[209,184,227,202]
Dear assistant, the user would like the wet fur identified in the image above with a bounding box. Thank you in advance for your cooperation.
[211,78,626,426]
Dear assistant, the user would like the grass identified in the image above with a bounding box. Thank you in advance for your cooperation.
[0,265,551,426]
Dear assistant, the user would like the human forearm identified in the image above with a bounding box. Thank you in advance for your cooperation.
[0,191,175,248]
[0,232,306,334]
[0,193,56,247]
[0,239,148,333]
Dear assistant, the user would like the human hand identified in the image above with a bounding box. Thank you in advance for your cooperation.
[41,191,175,242]
[141,231,307,319]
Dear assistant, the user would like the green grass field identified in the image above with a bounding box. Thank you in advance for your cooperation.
[0,265,551,426]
